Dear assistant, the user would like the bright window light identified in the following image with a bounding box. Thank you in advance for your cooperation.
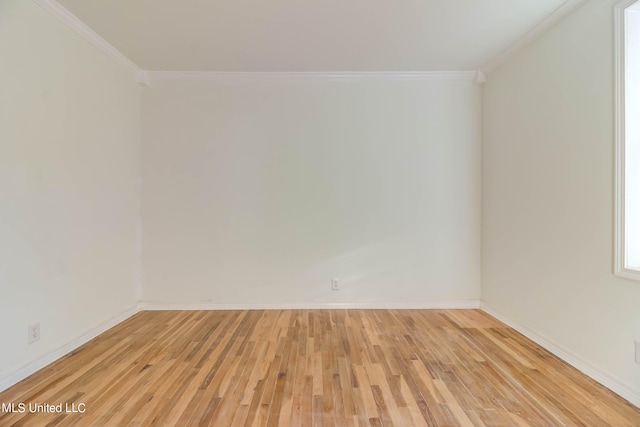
[615,0,640,279]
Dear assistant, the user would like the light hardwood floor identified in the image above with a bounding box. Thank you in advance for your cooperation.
[0,309,639,426]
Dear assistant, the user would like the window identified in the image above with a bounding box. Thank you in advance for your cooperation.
[615,0,640,279]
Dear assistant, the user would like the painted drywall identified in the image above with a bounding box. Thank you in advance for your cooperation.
[142,78,481,305]
[483,0,640,401]
[0,0,141,382]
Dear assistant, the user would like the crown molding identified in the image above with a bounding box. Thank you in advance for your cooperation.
[473,71,487,85]
[147,70,478,82]
[33,0,149,86]
[480,0,589,76]
[38,0,581,86]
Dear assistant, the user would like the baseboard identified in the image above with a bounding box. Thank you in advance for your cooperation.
[480,302,640,409]
[0,304,141,393]
[139,300,481,311]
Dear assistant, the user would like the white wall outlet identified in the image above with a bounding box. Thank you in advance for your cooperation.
[635,340,640,365]
[331,278,340,291]
[28,323,40,344]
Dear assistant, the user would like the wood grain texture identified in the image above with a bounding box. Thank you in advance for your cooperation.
[1,309,638,426]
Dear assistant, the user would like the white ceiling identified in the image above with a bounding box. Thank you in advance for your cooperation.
[56,0,573,72]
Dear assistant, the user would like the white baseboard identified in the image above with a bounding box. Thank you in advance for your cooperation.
[480,303,640,409]
[139,300,481,311]
[0,304,140,393]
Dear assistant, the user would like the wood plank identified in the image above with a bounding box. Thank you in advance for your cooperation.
[0,309,638,426]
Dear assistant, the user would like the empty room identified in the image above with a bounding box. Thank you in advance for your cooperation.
[1,0,640,425]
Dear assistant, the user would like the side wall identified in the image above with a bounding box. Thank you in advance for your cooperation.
[142,77,481,306]
[482,0,640,404]
[0,0,141,387]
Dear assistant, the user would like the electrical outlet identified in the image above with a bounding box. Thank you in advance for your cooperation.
[28,323,40,344]
[636,340,640,365]
[331,278,340,291]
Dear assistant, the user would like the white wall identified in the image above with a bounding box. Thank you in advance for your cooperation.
[483,0,640,401]
[0,0,141,383]
[142,78,481,306]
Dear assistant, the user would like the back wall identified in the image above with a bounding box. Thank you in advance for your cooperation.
[141,76,481,306]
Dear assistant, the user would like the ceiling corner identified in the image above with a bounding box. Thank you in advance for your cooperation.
[32,0,144,82]
[480,0,589,76]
